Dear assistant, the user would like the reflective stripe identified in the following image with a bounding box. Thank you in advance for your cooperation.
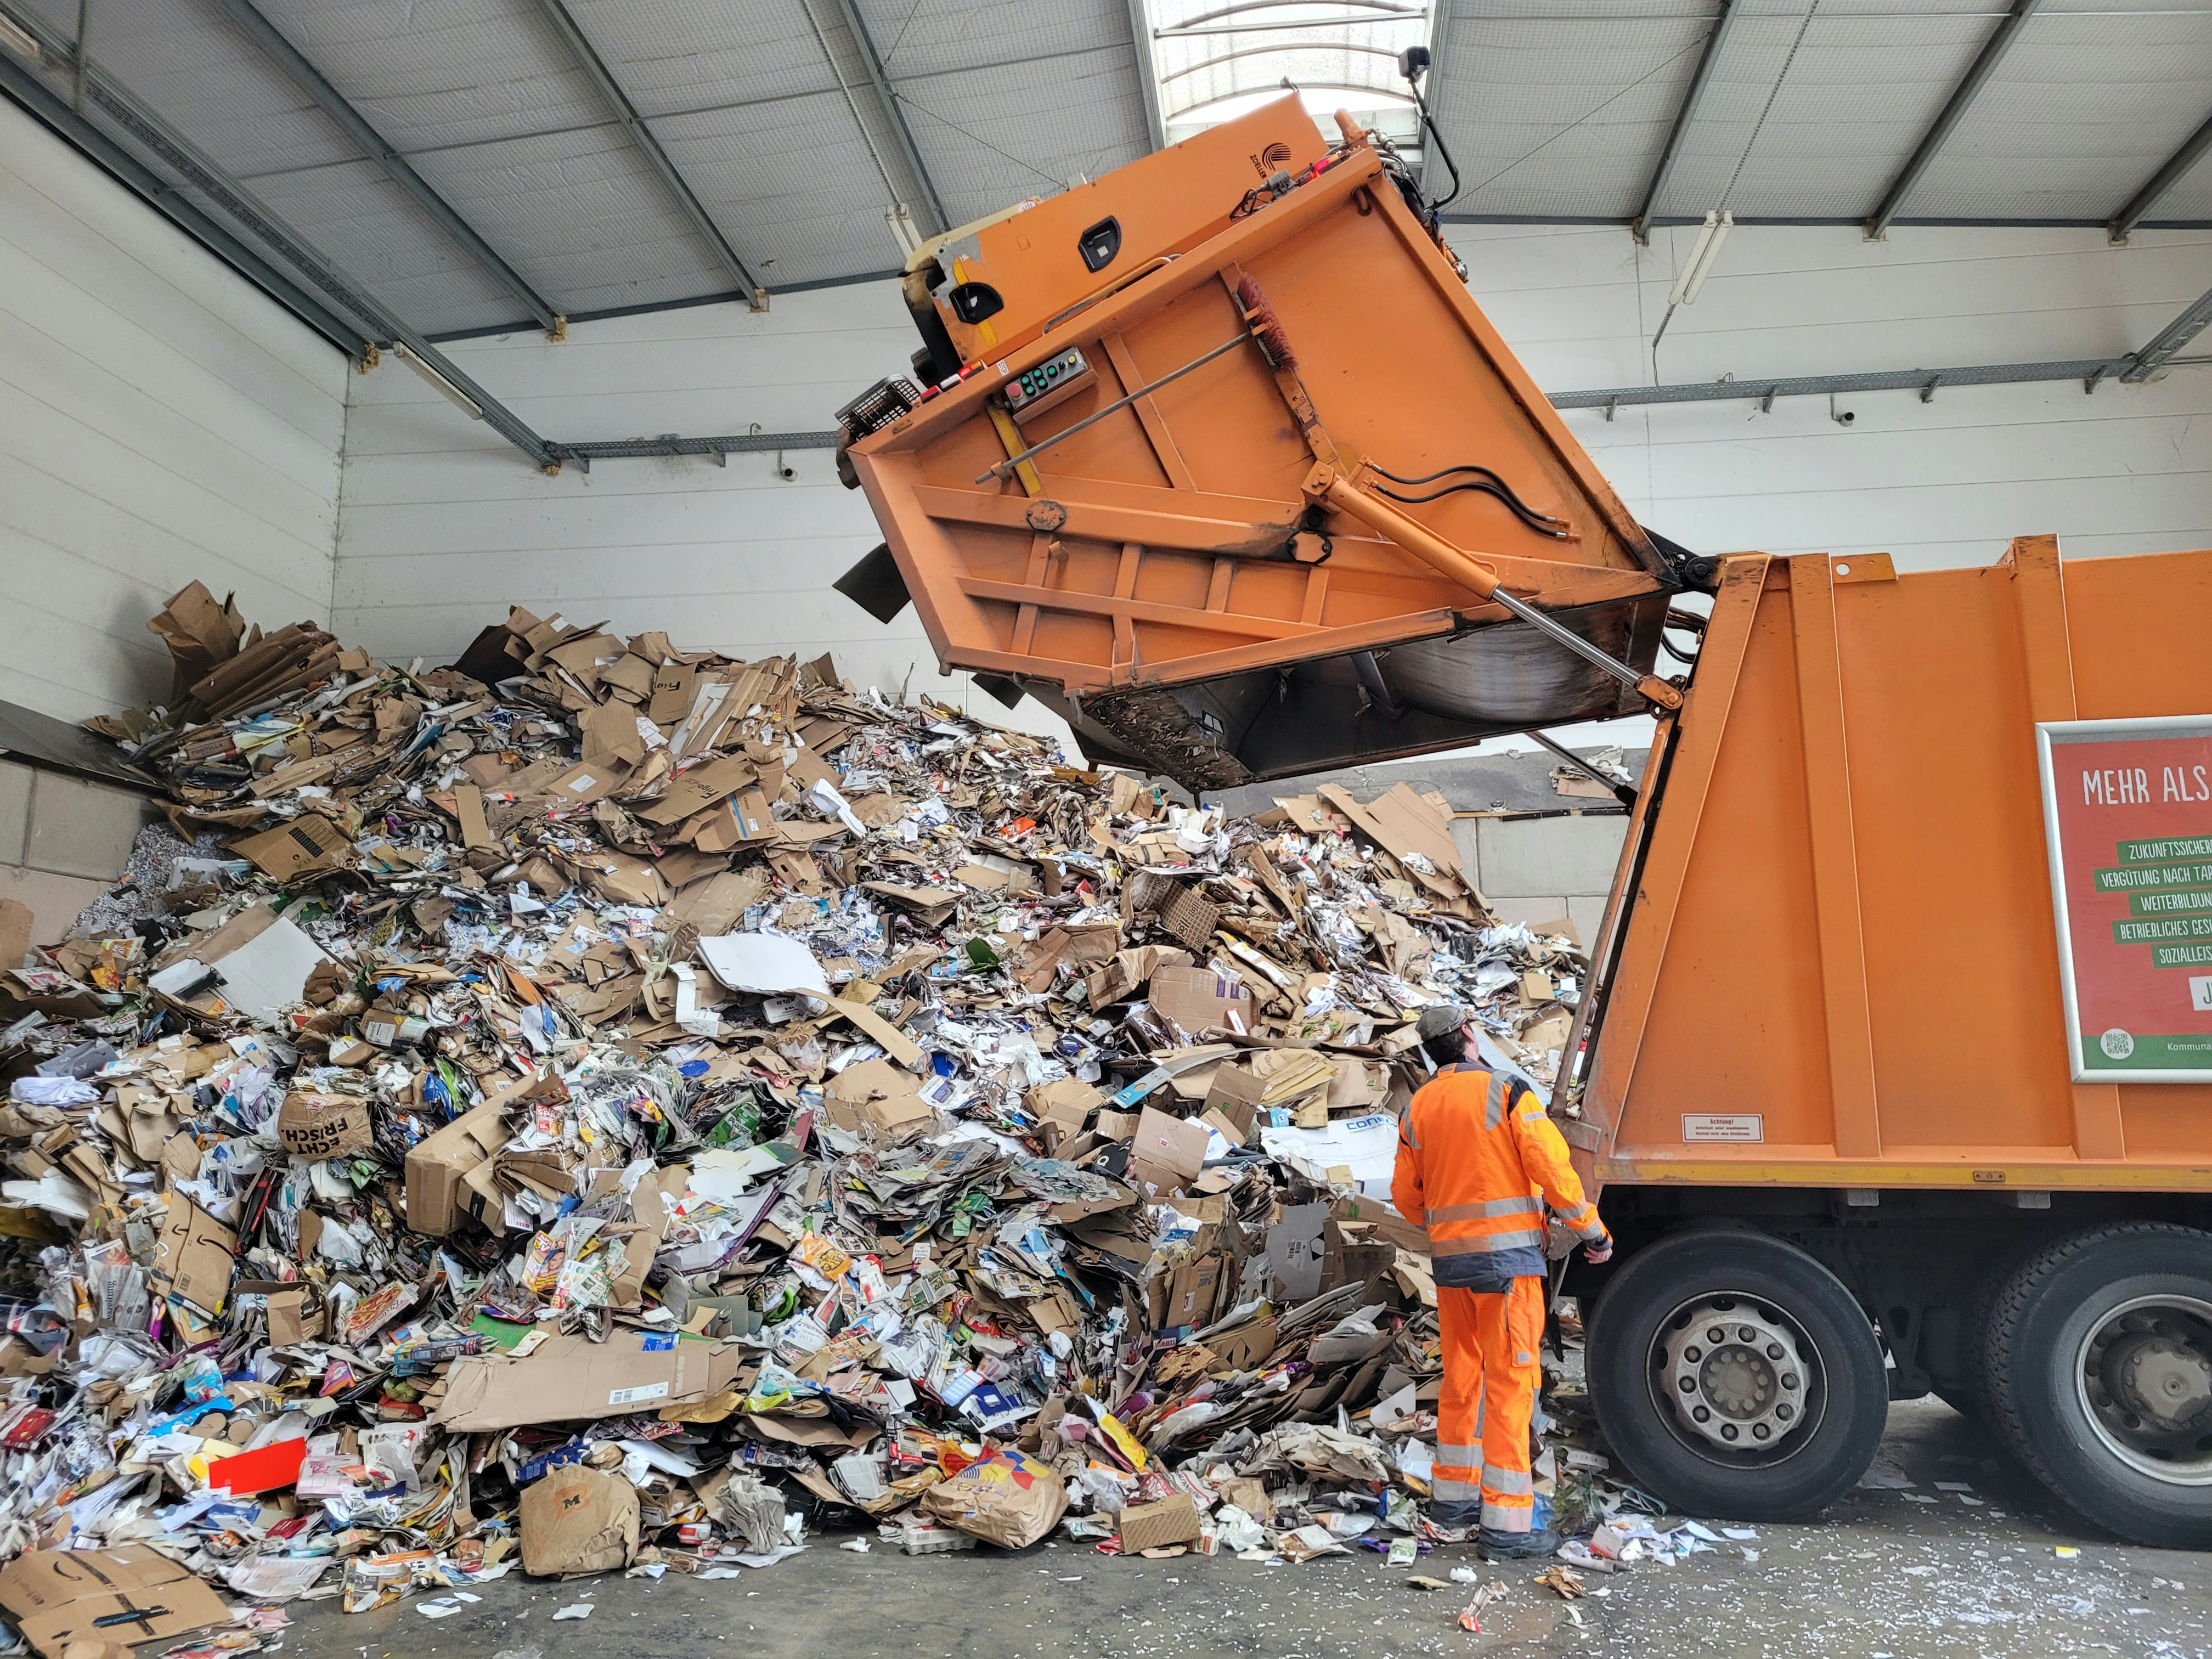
[1399,1110,1421,1150]
[1559,1199,1596,1222]
[1481,1500,1532,1532]
[1435,1443,1482,1467]
[1485,1069,1510,1131]
[1573,1218,1610,1242]
[1428,1196,1543,1224]
[1482,1467,1534,1496]
[1432,1229,1547,1255]
[1431,1477,1481,1500]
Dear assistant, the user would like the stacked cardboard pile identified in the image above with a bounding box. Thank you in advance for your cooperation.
[0,583,1593,1639]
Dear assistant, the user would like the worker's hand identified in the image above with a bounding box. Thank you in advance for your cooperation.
[1583,1239,1614,1265]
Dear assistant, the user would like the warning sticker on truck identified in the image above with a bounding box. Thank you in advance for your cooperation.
[1681,1114,1763,1142]
[2039,715,2212,1081]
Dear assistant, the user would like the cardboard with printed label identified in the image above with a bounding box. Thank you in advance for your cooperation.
[1148,965,1256,1037]
[0,1547,232,1657]
[434,1331,739,1431]
[276,1090,373,1160]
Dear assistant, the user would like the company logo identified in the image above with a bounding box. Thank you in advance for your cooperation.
[1250,141,1294,178]
[2101,1028,2136,1059]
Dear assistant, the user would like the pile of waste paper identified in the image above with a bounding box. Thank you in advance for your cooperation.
[0,581,1599,1645]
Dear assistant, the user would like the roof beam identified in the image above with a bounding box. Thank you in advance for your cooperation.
[1864,0,2043,240]
[1126,0,1167,152]
[529,0,769,311]
[1550,355,2126,410]
[0,2,563,467]
[1630,0,1742,244]
[823,0,951,235]
[0,53,370,358]
[211,0,565,336]
[2109,109,2212,244]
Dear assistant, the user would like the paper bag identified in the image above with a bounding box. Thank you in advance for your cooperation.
[921,1449,1067,1549]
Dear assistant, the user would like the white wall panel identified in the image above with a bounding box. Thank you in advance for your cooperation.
[335,283,1079,742]
[0,98,347,723]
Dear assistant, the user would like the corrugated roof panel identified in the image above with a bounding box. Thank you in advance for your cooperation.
[558,0,833,119]
[1430,5,1717,219]
[654,89,908,287]
[404,122,746,317]
[1671,12,2004,219]
[1903,8,2212,220]
[257,0,611,153]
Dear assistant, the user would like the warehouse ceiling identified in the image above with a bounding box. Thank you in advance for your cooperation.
[1,0,2208,346]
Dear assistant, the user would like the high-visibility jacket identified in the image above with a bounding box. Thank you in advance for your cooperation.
[1392,1063,1610,1291]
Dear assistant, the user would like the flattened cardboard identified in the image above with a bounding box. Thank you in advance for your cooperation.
[1200,1063,1266,1133]
[452,783,494,851]
[1149,965,1255,1037]
[275,1090,372,1160]
[823,1058,936,1138]
[521,1464,638,1576]
[640,755,755,826]
[0,1547,232,1658]
[828,998,924,1069]
[436,1332,729,1431]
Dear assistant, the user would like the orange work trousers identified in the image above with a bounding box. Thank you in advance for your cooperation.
[1434,1278,1544,1533]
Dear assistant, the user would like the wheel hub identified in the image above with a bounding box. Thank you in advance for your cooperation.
[1658,1300,1809,1451]
[2078,1296,2212,1485]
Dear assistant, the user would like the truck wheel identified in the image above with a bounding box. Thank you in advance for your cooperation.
[1984,1223,2212,1548]
[1587,1230,1888,1520]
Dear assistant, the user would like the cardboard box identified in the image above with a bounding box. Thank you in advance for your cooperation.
[1201,1063,1266,1133]
[0,1547,232,1658]
[1026,1077,1104,1139]
[1085,946,1190,1007]
[231,814,352,880]
[1118,1492,1202,1554]
[1129,1105,1208,1193]
[235,1277,325,1345]
[1151,1251,1224,1333]
[153,1200,236,1316]
[1148,965,1255,1037]
[520,1464,639,1576]
[275,1090,373,1160]
[405,1099,513,1235]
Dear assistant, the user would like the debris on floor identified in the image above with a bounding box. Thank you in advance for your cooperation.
[0,580,1613,1643]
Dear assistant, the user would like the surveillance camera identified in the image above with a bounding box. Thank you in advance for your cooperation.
[1838,409,1855,425]
[1398,45,1430,86]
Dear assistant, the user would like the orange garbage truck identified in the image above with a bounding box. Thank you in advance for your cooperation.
[832,92,2212,1547]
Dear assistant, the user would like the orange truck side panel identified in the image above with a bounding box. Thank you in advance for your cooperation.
[1585,540,2212,1193]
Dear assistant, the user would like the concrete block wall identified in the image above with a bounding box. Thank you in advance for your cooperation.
[1453,814,1629,944]
[0,761,153,947]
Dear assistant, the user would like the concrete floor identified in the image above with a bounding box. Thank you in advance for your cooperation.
[286,1400,2212,1659]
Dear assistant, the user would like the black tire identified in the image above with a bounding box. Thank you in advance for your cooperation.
[1936,1250,2021,1427]
[1587,1229,1889,1521]
[1985,1222,2212,1548]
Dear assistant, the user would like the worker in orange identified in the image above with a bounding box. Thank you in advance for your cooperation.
[1394,1005,1612,1557]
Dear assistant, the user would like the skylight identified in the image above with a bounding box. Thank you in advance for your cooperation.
[1141,0,1435,155]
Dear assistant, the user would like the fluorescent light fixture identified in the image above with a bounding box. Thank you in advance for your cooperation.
[1667,210,1733,308]
[0,11,41,59]
[885,202,921,261]
[392,342,483,420]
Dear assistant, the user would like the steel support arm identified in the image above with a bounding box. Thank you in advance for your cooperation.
[825,0,949,234]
